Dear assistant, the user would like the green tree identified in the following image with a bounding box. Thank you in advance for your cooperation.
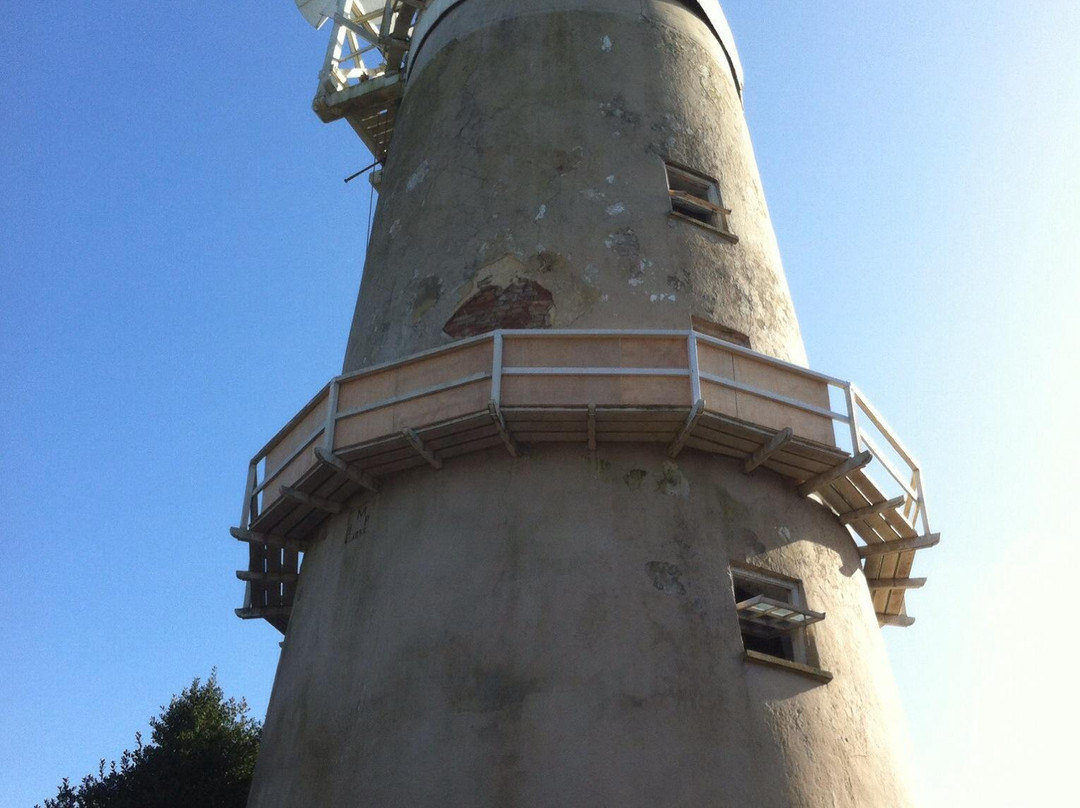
[37,671,261,808]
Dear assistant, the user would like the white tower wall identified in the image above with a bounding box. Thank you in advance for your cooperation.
[246,3,918,805]
[343,0,807,371]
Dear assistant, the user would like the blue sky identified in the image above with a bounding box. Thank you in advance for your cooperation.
[2,1,1078,805]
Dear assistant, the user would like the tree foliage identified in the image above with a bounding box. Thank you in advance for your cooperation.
[37,671,261,808]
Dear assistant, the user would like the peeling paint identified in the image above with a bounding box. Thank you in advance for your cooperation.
[411,275,442,322]
[599,94,640,125]
[601,35,613,52]
[406,159,430,192]
[581,188,606,201]
[603,228,639,257]
[605,202,625,216]
[649,293,677,303]
[629,277,644,287]
[605,175,616,184]
[534,204,547,221]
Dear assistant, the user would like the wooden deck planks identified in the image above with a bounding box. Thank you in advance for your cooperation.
[683,436,746,461]
[437,434,506,459]
[515,431,588,442]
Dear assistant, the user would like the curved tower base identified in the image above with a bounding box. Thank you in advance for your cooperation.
[248,445,914,807]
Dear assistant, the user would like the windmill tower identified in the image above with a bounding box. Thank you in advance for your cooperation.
[234,2,938,805]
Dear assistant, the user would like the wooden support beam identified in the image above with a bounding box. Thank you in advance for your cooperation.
[838,496,906,524]
[234,606,292,621]
[744,427,794,473]
[230,527,307,552]
[867,577,927,591]
[797,451,873,497]
[877,613,916,628]
[236,570,300,584]
[280,486,343,513]
[487,400,519,458]
[314,446,380,492]
[587,403,597,452]
[668,399,705,459]
[402,427,443,469]
[859,533,940,558]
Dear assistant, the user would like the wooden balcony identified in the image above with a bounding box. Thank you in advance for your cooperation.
[233,330,937,633]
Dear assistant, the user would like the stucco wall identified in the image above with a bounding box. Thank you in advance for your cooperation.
[247,3,918,805]
[342,0,806,371]
[248,445,915,807]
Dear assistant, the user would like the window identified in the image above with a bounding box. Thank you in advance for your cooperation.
[730,563,832,682]
[665,163,736,240]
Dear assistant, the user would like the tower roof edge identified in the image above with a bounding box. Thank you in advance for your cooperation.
[407,0,745,95]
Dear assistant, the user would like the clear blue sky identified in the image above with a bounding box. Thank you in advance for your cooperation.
[2,1,1077,805]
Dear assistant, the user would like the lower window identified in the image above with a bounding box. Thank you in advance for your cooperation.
[730,563,824,666]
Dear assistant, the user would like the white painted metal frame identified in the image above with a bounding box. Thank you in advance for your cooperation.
[315,0,419,99]
[239,329,931,540]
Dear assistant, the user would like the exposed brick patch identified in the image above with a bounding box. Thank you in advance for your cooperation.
[443,278,554,338]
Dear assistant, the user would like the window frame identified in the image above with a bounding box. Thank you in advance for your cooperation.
[729,562,833,683]
[664,162,737,242]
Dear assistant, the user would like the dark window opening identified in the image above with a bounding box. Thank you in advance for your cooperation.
[665,163,735,238]
[731,566,823,665]
[734,581,795,659]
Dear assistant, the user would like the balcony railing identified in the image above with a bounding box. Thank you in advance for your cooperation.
[233,329,937,632]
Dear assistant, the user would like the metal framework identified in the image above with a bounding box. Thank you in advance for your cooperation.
[310,1,428,161]
[233,329,937,632]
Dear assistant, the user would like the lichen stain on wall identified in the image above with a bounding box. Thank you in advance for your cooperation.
[411,276,443,323]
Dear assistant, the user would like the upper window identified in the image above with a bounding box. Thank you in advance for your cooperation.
[730,563,830,681]
[665,163,736,240]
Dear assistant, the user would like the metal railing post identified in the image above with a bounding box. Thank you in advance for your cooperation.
[844,382,862,456]
[914,469,931,534]
[240,462,257,529]
[325,378,341,452]
[491,332,504,406]
[687,331,701,404]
